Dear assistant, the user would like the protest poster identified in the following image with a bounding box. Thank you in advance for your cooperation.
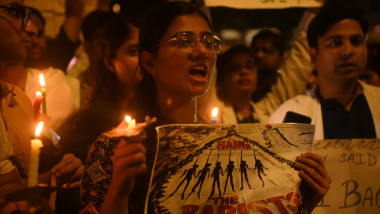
[313,139,380,214]
[145,123,314,213]
[205,0,322,9]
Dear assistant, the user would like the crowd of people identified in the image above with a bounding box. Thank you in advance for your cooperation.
[0,0,379,213]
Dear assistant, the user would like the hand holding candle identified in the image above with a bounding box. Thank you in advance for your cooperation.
[28,121,44,187]
[106,115,156,138]
[39,73,47,114]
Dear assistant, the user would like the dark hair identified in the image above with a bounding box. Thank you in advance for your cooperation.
[81,10,118,42]
[87,15,139,106]
[307,0,369,49]
[366,58,380,76]
[132,1,213,120]
[216,45,253,101]
[250,29,285,56]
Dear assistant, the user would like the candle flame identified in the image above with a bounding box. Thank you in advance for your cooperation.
[125,115,132,123]
[36,91,42,97]
[39,73,45,87]
[212,107,218,118]
[35,121,44,137]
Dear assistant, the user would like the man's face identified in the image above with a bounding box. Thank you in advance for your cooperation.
[251,38,283,72]
[27,12,46,60]
[0,0,37,63]
[311,19,367,84]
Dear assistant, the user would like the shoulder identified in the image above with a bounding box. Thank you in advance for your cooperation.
[361,81,380,97]
[269,93,316,123]
[0,82,33,114]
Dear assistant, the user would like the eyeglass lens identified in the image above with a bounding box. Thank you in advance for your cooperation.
[22,8,31,29]
[174,33,221,54]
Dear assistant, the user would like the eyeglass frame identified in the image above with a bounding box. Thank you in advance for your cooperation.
[165,31,222,54]
[0,4,32,30]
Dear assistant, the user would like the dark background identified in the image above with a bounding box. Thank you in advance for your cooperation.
[113,0,380,45]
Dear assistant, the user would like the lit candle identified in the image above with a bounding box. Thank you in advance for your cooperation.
[211,107,218,124]
[39,73,47,114]
[28,121,44,187]
[125,115,136,128]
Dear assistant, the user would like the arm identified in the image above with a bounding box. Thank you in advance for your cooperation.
[295,153,331,213]
[257,9,318,117]
[63,0,84,44]
[100,139,146,214]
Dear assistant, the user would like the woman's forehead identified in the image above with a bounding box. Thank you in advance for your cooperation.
[164,14,212,37]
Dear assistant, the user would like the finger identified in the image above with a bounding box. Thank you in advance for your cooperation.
[295,161,331,192]
[66,164,85,184]
[300,153,324,166]
[296,153,327,178]
[52,154,75,174]
[299,169,329,197]
[65,180,81,188]
[54,155,82,178]
[114,142,146,159]
[115,152,147,169]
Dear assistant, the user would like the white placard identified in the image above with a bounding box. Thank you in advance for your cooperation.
[205,0,322,9]
[313,139,380,214]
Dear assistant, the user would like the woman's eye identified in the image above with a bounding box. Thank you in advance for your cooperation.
[178,38,192,47]
[351,36,364,46]
[203,39,214,48]
[328,39,342,47]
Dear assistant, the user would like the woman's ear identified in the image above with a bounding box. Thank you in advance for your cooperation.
[104,58,116,73]
[309,47,318,69]
[141,51,155,75]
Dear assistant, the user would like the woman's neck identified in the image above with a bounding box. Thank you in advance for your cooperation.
[156,92,198,124]
[0,62,27,90]
[226,91,252,112]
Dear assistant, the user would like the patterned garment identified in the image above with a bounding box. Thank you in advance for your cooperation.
[81,135,120,212]
[81,124,157,213]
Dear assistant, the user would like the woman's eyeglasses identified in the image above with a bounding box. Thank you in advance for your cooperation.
[0,4,32,30]
[168,32,222,54]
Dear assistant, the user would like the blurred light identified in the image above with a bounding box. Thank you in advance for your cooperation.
[113,3,121,14]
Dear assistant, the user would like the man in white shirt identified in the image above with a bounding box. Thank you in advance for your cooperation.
[270,1,380,140]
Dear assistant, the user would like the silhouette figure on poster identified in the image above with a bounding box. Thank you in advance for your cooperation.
[167,157,199,199]
[186,150,212,199]
[253,150,268,187]
[208,161,224,200]
[240,150,252,190]
[223,150,235,194]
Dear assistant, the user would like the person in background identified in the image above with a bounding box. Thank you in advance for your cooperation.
[216,7,317,124]
[0,1,83,213]
[216,45,262,123]
[250,29,285,102]
[270,1,380,139]
[360,31,380,86]
[69,10,118,106]
[80,2,330,214]
[0,62,77,130]
[361,58,380,86]
[58,15,141,164]
[25,0,83,72]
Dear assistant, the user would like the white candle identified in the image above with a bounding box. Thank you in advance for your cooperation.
[211,107,218,124]
[39,73,47,114]
[28,121,44,187]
